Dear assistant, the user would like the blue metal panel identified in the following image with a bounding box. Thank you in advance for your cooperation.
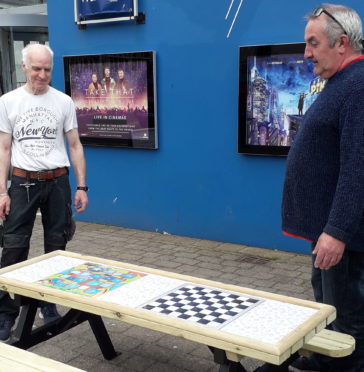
[47,0,364,253]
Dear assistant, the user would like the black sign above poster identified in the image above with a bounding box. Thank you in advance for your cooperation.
[75,0,139,25]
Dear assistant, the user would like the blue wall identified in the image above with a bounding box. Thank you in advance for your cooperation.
[48,0,364,253]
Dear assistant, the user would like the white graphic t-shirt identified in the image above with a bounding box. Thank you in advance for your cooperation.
[0,86,78,171]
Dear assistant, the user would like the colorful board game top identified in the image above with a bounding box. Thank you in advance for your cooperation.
[36,262,146,297]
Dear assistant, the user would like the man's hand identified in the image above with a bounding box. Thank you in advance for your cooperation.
[0,194,10,220]
[74,190,88,213]
[313,232,345,270]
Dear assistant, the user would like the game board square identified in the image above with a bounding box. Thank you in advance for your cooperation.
[175,308,188,314]
[200,309,212,315]
[185,310,196,316]
[237,304,248,310]
[214,317,226,324]
[226,311,239,316]
[178,314,190,320]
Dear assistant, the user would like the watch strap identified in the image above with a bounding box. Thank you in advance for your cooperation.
[77,186,89,192]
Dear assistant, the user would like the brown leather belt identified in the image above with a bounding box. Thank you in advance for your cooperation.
[12,167,68,181]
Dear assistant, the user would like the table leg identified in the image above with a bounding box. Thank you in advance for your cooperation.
[219,364,247,372]
[209,347,248,372]
[11,304,90,348]
[12,300,39,344]
[208,347,298,372]
[10,295,118,361]
[253,353,298,372]
[88,314,119,360]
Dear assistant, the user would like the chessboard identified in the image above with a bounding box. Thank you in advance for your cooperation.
[140,284,262,328]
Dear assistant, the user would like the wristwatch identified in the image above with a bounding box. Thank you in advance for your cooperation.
[77,186,89,192]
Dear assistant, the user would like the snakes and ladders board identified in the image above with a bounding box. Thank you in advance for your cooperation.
[36,262,146,297]
[140,284,262,328]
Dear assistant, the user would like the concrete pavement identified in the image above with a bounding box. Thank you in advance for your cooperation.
[6,217,314,372]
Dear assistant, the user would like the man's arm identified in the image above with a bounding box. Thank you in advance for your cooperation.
[0,132,12,219]
[66,128,88,213]
[315,84,364,269]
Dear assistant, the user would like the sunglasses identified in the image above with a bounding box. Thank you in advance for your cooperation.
[313,7,347,35]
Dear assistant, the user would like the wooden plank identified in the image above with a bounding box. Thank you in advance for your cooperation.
[301,329,355,357]
[0,342,86,372]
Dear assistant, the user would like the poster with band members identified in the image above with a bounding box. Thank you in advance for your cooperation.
[64,51,157,149]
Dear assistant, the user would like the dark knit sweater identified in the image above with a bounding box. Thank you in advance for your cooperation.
[282,59,364,252]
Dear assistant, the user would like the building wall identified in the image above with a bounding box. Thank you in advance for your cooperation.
[47,0,364,253]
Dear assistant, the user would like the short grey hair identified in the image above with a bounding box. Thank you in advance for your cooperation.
[306,4,363,52]
[22,43,54,68]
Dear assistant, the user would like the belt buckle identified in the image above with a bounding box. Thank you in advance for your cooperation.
[37,171,47,181]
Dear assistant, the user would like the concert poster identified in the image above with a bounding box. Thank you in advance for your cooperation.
[64,51,157,149]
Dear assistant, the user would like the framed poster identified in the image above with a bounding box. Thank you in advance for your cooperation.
[74,0,138,25]
[64,51,157,149]
[238,43,325,156]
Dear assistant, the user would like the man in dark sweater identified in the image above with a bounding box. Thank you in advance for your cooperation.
[282,4,364,372]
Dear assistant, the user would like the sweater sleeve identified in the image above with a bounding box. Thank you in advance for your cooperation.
[323,86,364,243]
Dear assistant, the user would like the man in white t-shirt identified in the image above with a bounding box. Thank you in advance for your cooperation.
[0,44,88,341]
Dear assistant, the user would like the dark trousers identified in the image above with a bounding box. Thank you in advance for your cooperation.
[310,248,364,372]
[0,174,73,320]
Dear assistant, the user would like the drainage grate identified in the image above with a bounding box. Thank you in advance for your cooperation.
[237,255,273,265]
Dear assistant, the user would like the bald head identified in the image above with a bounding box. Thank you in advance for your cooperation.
[22,44,54,69]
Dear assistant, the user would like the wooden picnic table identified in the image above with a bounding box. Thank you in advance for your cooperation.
[0,250,354,371]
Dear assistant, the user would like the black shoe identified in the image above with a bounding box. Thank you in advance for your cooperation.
[289,356,321,372]
[0,318,15,341]
[39,303,61,324]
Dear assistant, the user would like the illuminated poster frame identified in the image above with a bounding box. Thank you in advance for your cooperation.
[64,51,157,149]
[238,43,326,156]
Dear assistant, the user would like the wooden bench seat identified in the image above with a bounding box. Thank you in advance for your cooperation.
[223,329,355,365]
[0,342,86,372]
[300,329,355,358]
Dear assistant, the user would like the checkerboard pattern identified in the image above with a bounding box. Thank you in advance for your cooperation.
[141,284,262,328]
